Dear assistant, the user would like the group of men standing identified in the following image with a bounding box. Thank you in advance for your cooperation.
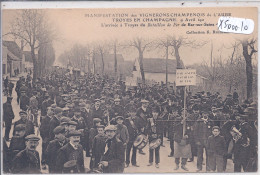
[2,68,258,173]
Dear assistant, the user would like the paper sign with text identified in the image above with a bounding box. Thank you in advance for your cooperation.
[176,69,196,86]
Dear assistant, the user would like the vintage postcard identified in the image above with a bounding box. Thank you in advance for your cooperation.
[1,4,258,174]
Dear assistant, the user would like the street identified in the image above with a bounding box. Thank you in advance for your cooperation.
[2,78,234,173]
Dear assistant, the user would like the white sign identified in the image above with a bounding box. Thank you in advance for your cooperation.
[176,69,196,86]
[218,16,254,35]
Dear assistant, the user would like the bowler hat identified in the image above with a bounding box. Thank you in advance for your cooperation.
[53,126,65,135]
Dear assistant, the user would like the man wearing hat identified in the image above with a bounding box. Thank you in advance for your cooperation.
[112,99,125,119]
[231,114,257,172]
[29,91,39,126]
[90,125,107,169]
[11,135,41,173]
[89,118,102,154]
[135,99,152,155]
[13,111,34,137]
[49,107,63,140]
[56,130,85,173]
[98,125,125,173]
[19,87,30,111]
[46,126,67,173]
[115,116,129,147]
[91,99,104,120]
[9,124,26,161]
[3,96,14,141]
[193,110,214,172]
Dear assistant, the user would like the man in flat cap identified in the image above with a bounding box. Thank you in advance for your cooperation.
[13,111,34,137]
[56,130,85,173]
[135,99,152,155]
[9,124,26,161]
[46,126,67,173]
[3,96,14,141]
[98,125,125,173]
[11,135,41,173]
[112,99,124,120]
[20,88,30,111]
[49,107,63,140]
[91,99,104,121]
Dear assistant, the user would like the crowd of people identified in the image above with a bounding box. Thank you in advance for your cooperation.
[2,68,258,173]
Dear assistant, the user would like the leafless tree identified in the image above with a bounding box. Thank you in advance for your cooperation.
[241,38,257,99]
[125,37,153,85]
[8,9,55,82]
[168,35,208,69]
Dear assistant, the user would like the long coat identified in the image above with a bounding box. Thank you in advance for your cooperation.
[11,149,41,174]
[56,143,85,173]
[46,139,67,173]
[101,136,125,173]
[9,136,26,162]
[207,135,226,156]
[90,134,107,169]
[3,101,14,122]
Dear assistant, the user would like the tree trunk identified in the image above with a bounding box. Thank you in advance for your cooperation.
[31,47,37,82]
[100,51,104,75]
[114,44,117,79]
[138,50,145,85]
[242,43,253,99]
[174,46,182,69]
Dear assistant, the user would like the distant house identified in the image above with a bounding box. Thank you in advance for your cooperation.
[94,54,133,78]
[132,58,208,87]
[2,41,24,77]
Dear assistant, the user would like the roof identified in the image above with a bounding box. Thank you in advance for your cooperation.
[142,58,177,74]
[3,40,22,59]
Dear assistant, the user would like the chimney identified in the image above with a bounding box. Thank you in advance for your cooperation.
[21,40,24,51]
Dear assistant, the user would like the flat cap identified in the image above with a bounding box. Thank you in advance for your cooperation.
[19,111,27,115]
[105,125,117,131]
[94,99,101,102]
[141,99,149,103]
[15,124,26,131]
[25,134,40,141]
[55,107,63,114]
[114,98,121,102]
[115,116,124,120]
[97,125,105,129]
[74,107,81,112]
[60,117,71,124]
[53,126,65,135]
[93,118,102,123]
[69,130,81,137]
[68,121,78,126]
[51,104,57,109]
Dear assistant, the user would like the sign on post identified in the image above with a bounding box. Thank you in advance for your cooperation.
[176,69,196,86]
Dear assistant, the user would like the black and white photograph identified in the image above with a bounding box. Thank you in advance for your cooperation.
[1,3,258,174]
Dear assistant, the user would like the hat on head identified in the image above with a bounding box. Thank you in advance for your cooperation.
[97,125,105,129]
[114,98,121,102]
[94,99,101,103]
[51,104,57,109]
[53,126,65,135]
[55,107,63,114]
[19,111,27,115]
[15,124,26,131]
[93,118,102,123]
[141,99,149,103]
[69,130,81,137]
[60,117,71,125]
[104,125,117,131]
[115,116,124,121]
[68,121,78,126]
[25,134,40,141]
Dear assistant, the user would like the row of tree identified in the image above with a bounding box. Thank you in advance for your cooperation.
[5,9,258,100]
